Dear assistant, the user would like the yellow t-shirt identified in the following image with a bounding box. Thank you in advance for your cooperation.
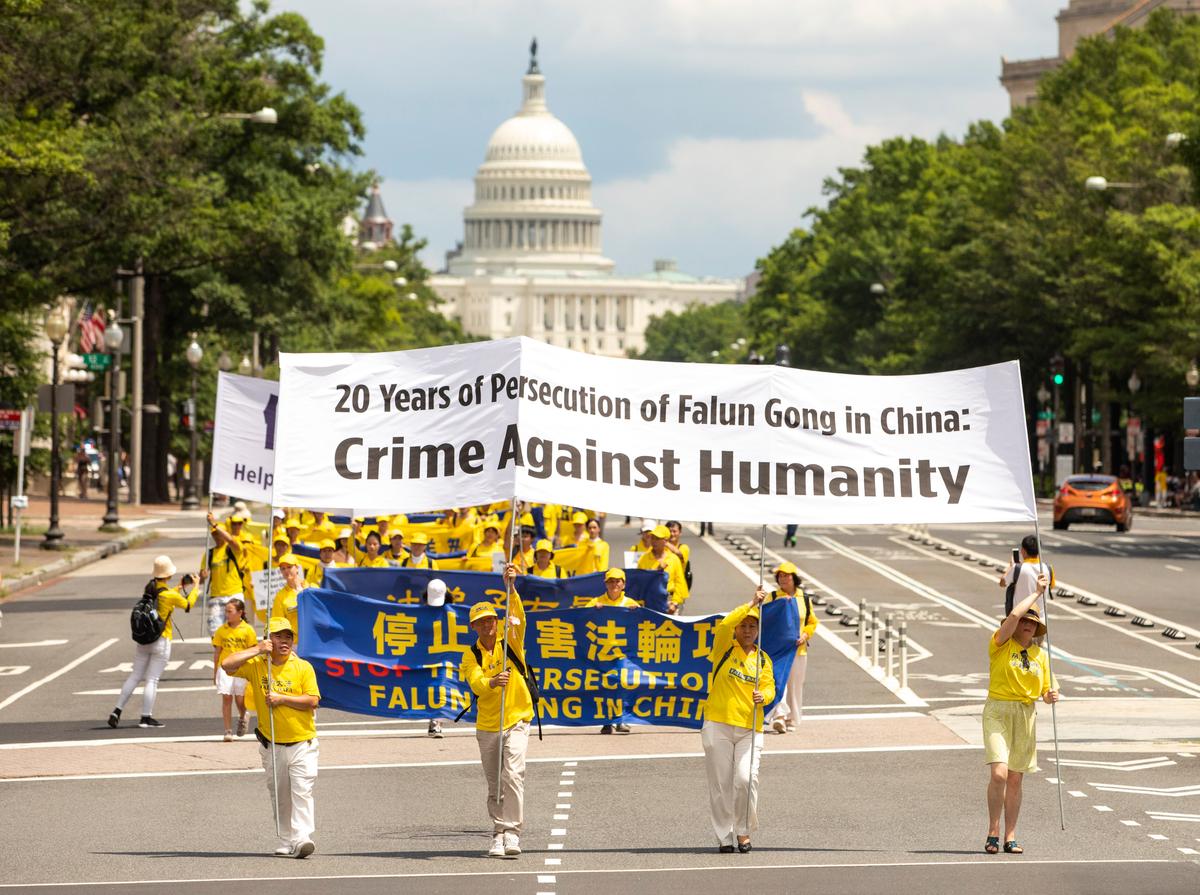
[211,619,257,665]
[704,603,776,729]
[637,549,689,603]
[154,583,199,641]
[271,584,305,642]
[400,553,440,570]
[459,594,533,733]
[527,562,565,579]
[987,632,1056,703]
[766,588,819,656]
[234,652,320,742]
[357,554,391,568]
[584,594,639,609]
[208,542,246,598]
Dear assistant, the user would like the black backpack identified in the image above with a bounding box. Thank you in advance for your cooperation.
[130,581,166,644]
[455,642,544,740]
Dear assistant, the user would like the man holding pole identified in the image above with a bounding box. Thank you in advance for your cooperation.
[223,616,320,859]
[461,562,530,859]
[982,571,1058,855]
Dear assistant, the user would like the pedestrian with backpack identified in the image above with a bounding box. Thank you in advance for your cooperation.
[107,555,199,730]
[460,563,532,859]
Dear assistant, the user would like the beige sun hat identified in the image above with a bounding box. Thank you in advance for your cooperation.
[152,555,177,579]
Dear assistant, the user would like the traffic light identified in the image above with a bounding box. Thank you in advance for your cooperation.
[1185,397,1200,471]
[1050,354,1065,386]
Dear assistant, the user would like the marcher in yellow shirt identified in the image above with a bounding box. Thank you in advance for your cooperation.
[224,616,320,859]
[355,529,391,568]
[108,555,199,730]
[702,590,775,854]
[272,553,308,643]
[637,524,688,611]
[460,564,532,858]
[585,568,639,608]
[384,530,409,565]
[765,561,817,734]
[562,511,589,547]
[466,518,505,566]
[211,597,257,741]
[400,532,440,570]
[665,519,692,588]
[526,539,566,579]
[983,571,1058,856]
[205,511,252,598]
[582,517,609,574]
[630,519,656,554]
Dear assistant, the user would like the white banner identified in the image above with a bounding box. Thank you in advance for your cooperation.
[250,568,283,612]
[274,337,1036,525]
[210,372,279,503]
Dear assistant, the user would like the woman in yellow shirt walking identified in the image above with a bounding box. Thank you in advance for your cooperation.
[766,561,818,734]
[211,597,257,741]
[702,589,775,854]
[983,570,1057,855]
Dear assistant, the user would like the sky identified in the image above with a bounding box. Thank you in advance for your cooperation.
[272,0,1060,278]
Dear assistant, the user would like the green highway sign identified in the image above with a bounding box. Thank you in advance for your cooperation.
[82,352,111,372]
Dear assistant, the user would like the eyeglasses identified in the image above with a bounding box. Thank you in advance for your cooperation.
[1019,649,1031,671]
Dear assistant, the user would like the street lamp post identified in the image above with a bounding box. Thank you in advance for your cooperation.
[182,335,203,510]
[1187,359,1200,391]
[101,311,125,530]
[41,307,70,549]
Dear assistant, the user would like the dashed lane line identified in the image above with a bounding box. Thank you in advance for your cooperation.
[0,639,118,713]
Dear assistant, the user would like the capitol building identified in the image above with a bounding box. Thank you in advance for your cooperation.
[427,49,742,357]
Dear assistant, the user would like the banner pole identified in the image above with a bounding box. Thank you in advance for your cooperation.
[1032,510,1066,832]
[497,494,519,806]
[266,505,281,839]
[200,493,215,633]
[746,523,766,836]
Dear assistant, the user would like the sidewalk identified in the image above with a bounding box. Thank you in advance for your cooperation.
[0,494,184,598]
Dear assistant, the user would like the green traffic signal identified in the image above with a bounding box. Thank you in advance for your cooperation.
[1053,373,1064,385]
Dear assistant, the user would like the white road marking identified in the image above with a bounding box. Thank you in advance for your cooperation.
[74,685,214,696]
[0,639,117,713]
[1068,791,1087,798]
[538,877,556,884]
[1091,783,1200,796]
[1051,756,1177,772]
[0,640,69,649]
[551,828,567,835]
[1148,834,1169,840]
[1165,565,1183,572]
[554,814,569,820]
[548,843,563,850]
[1121,820,1140,826]
[556,803,571,809]
[0,859,1173,888]
[1146,811,1200,822]
[1178,848,1199,855]
[0,666,29,676]
[563,760,577,766]
[1094,805,1113,812]
[561,770,575,776]
[545,858,561,865]
[557,791,571,797]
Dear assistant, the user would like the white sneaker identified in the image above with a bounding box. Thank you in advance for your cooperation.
[771,717,787,734]
[293,839,315,859]
[488,833,506,858]
[273,845,293,857]
[503,831,521,856]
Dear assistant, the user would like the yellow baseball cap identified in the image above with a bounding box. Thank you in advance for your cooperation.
[571,511,588,525]
[744,606,761,621]
[483,515,501,532]
[651,524,670,539]
[469,602,499,623]
[774,561,799,577]
[277,553,300,567]
[409,531,429,545]
[268,616,295,635]
[283,516,301,529]
[604,568,626,581]
[318,539,336,550]
[520,512,535,527]
[535,538,554,554]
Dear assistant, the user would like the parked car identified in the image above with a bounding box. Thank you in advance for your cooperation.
[1053,474,1133,532]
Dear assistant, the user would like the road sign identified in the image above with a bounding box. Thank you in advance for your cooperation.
[0,409,21,431]
[1058,422,1075,444]
[81,352,111,372]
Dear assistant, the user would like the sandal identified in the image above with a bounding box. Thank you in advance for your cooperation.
[984,836,1000,854]
[1004,840,1023,854]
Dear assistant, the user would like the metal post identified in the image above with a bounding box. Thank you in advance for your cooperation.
[42,340,65,550]
[497,494,519,806]
[130,260,144,506]
[870,605,879,668]
[858,599,867,660]
[265,504,281,838]
[1032,512,1066,832]
[101,318,121,530]
[14,408,30,565]
[182,366,199,510]
[885,613,894,680]
[899,622,908,690]
[745,523,766,836]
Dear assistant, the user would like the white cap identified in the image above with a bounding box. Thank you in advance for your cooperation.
[426,578,447,607]
[640,519,658,532]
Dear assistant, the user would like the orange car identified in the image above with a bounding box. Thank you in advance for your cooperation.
[1053,474,1134,532]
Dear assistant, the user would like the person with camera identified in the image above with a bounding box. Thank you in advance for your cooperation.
[222,616,321,859]
[107,556,198,730]
[983,569,1058,855]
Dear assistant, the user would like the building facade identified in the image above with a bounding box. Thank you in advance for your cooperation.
[429,50,741,357]
[1001,0,1200,109]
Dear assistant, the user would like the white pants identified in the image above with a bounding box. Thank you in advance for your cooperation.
[768,653,808,725]
[701,720,762,845]
[260,738,318,848]
[115,637,172,716]
[476,721,529,834]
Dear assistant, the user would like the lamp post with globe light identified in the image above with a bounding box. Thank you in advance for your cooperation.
[1187,359,1200,391]
[41,306,70,549]
[182,335,203,510]
[100,311,125,530]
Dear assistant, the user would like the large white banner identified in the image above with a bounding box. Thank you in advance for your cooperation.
[274,337,1036,525]
[210,372,279,503]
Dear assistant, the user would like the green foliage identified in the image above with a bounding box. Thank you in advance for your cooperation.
[637,300,746,363]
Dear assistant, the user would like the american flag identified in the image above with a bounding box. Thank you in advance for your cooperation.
[76,303,106,353]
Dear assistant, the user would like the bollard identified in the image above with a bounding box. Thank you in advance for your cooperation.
[885,614,894,679]
[858,600,867,660]
[899,622,908,690]
[870,606,879,669]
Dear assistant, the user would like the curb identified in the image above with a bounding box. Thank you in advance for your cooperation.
[0,527,161,600]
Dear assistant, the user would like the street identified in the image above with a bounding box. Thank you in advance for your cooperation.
[1,511,1198,893]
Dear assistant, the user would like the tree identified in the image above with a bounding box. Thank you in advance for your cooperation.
[636,300,746,363]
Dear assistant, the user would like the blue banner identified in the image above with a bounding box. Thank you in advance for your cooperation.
[320,567,670,613]
[296,588,798,729]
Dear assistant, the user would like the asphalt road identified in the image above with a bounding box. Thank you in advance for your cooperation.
[1,510,1198,893]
